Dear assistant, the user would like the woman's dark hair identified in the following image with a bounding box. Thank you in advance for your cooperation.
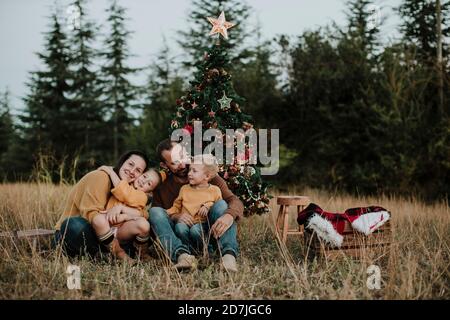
[113,150,150,175]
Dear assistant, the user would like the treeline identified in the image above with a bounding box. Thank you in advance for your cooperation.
[0,0,449,201]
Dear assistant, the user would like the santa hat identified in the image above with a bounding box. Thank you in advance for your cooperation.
[298,203,345,227]
[345,206,390,235]
[306,214,344,247]
[299,203,391,246]
[300,203,347,247]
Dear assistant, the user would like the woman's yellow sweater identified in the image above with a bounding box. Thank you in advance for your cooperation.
[55,170,111,230]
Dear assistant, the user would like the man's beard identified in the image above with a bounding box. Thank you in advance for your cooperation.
[173,166,189,178]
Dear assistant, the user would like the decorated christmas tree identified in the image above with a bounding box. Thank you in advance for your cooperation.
[169,11,271,216]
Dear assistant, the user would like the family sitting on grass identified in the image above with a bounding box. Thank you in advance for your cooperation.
[54,139,242,272]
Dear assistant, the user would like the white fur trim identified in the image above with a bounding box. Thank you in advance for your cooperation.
[351,211,390,235]
[306,214,343,247]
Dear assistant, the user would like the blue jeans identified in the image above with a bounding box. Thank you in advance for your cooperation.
[53,216,135,257]
[53,216,102,257]
[149,200,239,262]
[175,222,209,254]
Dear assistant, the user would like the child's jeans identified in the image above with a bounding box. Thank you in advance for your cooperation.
[149,200,239,262]
[175,222,209,255]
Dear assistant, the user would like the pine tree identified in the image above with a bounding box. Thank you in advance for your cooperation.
[0,133,33,181]
[327,0,387,193]
[177,0,253,71]
[171,16,270,216]
[0,88,32,180]
[346,0,381,54]
[397,0,450,200]
[281,29,341,185]
[399,0,450,116]
[0,89,13,157]
[101,0,141,160]
[130,39,184,160]
[282,0,392,194]
[68,0,105,165]
[232,23,283,129]
[21,12,74,163]
[399,0,450,63]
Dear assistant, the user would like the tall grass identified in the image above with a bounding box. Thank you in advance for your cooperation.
[0,183,448,299]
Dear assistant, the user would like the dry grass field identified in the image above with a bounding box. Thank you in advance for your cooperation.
[0,183,448,299]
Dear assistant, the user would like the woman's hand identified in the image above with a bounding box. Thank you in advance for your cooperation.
[104,204,123,225]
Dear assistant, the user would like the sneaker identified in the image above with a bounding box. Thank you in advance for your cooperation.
[222,254,238,273]
[109,238,135,263]
[173,253,198,271]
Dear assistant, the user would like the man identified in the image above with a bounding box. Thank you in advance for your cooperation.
[149,139,244,272]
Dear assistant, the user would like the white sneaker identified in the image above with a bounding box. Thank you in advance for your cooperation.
[173,253,198,271]
[222,254,238,273]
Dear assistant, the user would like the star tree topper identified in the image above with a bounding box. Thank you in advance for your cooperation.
[207,11,235,40]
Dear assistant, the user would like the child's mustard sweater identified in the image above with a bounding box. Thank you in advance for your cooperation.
[167,184,222,224]
[107,180,149,219]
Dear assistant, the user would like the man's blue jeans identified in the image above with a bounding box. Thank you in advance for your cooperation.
[149,200,239,262]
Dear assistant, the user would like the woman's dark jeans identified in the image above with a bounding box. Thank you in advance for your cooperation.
[53,216,103,257]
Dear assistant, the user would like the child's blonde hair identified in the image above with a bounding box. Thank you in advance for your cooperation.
[192,154,219,178]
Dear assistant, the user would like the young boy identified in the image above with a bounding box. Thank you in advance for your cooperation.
[91,166,162,262]
[166,154,222,266]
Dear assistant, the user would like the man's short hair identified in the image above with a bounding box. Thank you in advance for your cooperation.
[156,138,175,163]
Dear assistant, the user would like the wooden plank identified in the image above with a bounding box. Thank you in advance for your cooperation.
[0,229,55,239]
[321,246,390,259]
[277,196,310,206]
[305,232,391,250]
[341,231,390,244]
[0,229,56,252]
[308,242,391,259]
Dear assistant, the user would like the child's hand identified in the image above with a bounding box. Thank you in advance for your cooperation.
[115,213,136,224]
[175,213,195,226]
[198,205,209,218]
[98,165,113,175]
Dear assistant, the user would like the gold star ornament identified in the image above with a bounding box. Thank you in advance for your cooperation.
[207,11,235,40]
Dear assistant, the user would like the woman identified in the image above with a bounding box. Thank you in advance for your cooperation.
[54,150,150,260]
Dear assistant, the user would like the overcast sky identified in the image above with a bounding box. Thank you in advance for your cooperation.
[0,0,402,115]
